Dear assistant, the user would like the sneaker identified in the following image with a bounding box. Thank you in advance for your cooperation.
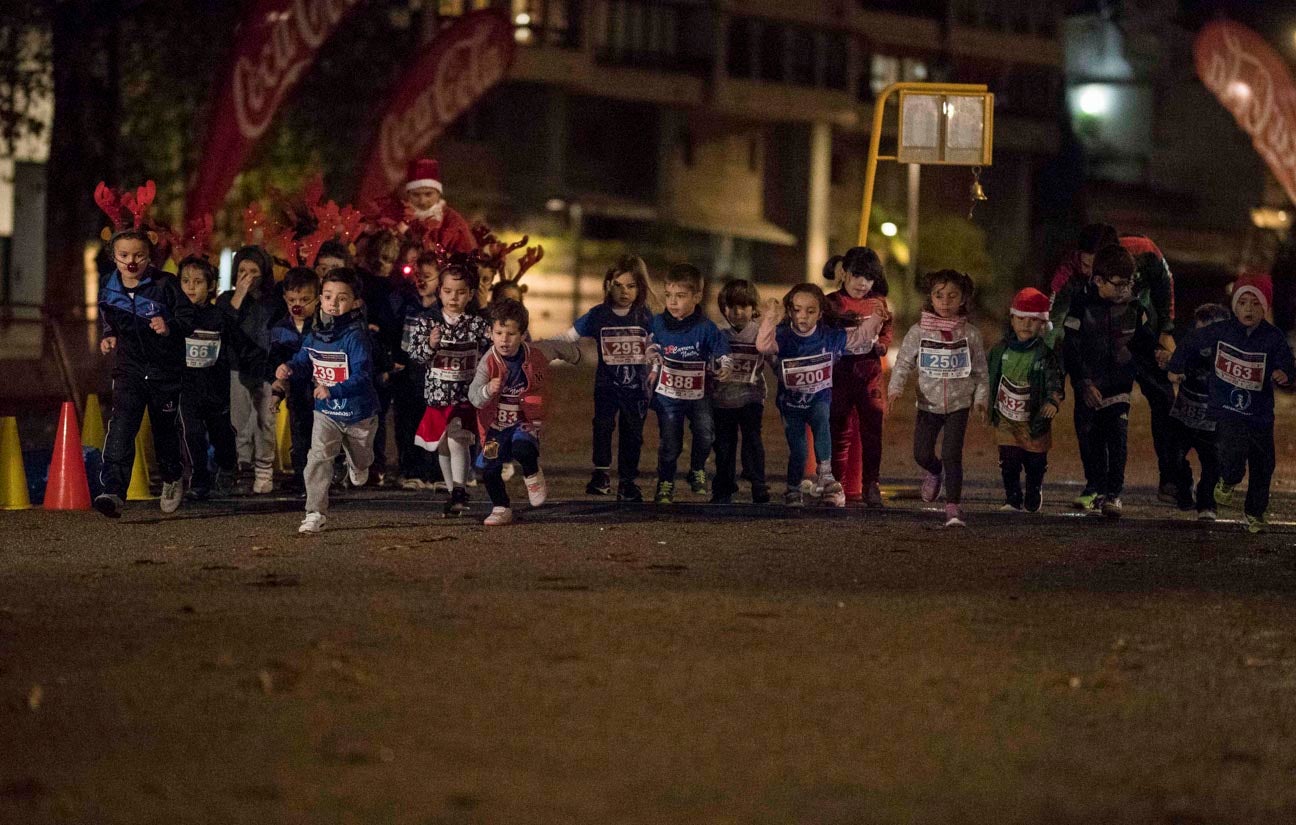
[1000,503,1023,513]
[501,463,516,482]
[212,469,236,497]
[828,490,846,508]
[1024,486,1043,514]
[443,487,469,517]
[585,469,612,496]
[1214,481,1236,509]
[944,503,965,527]
[865,483,885,509]
[1101,496,1123,519]
[921,471,942,503]
[252,471,274,495]
[784,489,804,507]
[1073,490,1099,511]
[400,476,435,490]
[298,512,327,533]
[1245,513,1264,534]
[689,469,708,495]
[93,493,123,519]
[524,470,547,507]
[654,480,675,504]
[617,481,644,502]
[483,506,514,526]
[186,485,210,502]
[160,480,184,514]
[1157,482,1179,505]
[815,465,842,496]
[752,485,771,505]
[1198,509,1217,522]
[710,493,733,505]
[350,464,372,488]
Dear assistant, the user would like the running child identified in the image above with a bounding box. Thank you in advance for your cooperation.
[987,288,1063,513]
[268,267,320,493]
[888,270,989,527]
[1168,276,1294,532]
[408,262,492,516]
[756,284,881,507]
[468,299,580,525]
[711,279,770,504]
[276,268,379,534]
[649,263,732,503]
[558,256,655,501]
[1165,303,1230,519]
[177,255,238,500]
[826,246,892,507]
[388,251,441,489]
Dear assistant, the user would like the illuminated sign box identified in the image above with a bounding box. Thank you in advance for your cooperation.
[896,91,994,166]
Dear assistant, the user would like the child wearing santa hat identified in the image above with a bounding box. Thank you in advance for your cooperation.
[1168,274,1294,532]
[987,288,1065,512]
[402,158,476,254]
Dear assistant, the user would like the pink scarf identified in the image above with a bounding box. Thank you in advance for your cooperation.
[919,311,964,334]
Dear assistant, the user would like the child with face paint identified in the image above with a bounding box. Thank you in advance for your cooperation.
[269,267,321,493]
[888,270,990,527]
[387,251,443,490]
[94,230,196,518]
[825,246,893,507]
[177,255,239,501]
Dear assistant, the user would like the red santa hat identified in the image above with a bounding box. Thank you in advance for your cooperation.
[405,158,442,193]
[1232,273,1273,315]
[1010,287,1050,320]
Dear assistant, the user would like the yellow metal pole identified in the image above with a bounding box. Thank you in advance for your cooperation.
[857,82,990,247]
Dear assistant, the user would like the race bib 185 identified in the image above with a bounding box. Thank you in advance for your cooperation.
[919,338,971,379]
[656,357,705,401]
[1171,386,1214,431]
[308,349,350,387]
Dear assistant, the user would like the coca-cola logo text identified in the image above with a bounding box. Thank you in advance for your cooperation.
[232,0,362,140]
[1195,22,1296,205]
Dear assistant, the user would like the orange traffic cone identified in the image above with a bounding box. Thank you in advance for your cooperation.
[81,393,106,451]
[44,402,91,510]
[1,416,31,510]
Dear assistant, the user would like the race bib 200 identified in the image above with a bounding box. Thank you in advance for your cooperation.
[599,326,649,366]
[656,357,705,401]
[919,338,971,379]
[308,349,350,387]
[781,351,833,395]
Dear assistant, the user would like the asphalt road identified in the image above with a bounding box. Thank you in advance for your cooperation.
[3,364,1296,824]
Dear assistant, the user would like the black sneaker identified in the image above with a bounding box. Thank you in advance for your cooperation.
[710,492,733,505]
[443,487,469,517]
[586,469,612,496]
[617,481,643,502]
[1024,486,1043,513]
[93,493,123,518]
[688,470,708,495]
[752,485,771,505]
[654,480,675,504]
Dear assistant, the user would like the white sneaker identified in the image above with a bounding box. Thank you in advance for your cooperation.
[160,480,184,514]
[299,512,327,533]
[828,490,846,508]
[999,503,1023,513]
[815,465,842,496]
[252,471,274,495]
[348,463,370,488]
[501,462,516,482]
[524,470,547,507]
[483,506,514,526]
[1198,509,1217,522]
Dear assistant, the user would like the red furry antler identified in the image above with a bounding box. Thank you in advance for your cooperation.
[170,213,214,262]
[94,182,125,230]
[119,181,156,228]
[514,245,544,280]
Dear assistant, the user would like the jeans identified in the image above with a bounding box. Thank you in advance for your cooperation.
[655,399,714,483]
[1135,359,1186,490]
[482,427,541,507]
[998,446,1048,508]
[1074,400,1129,497]
[781,401,831,489]
[593,384,648,481]
[713,402,767,497]
[101,373,183,497]
[914,407,971,504]
[1217,420,1275,518]
[1173,421,1219,512]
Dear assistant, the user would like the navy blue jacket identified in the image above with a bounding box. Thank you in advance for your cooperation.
[99,267,194,381]
[1169,318,1295,427]
[269,314,315,407]
[287,309,379,423]
[181,300,237,407]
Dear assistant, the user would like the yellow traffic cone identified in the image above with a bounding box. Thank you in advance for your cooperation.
[127,427,154,500]
[0,416,31,510]
[275,402,292,473]
[139,408,156,471]
[81,393,106,451]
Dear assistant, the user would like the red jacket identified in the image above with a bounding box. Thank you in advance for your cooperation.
[471,343,550,440]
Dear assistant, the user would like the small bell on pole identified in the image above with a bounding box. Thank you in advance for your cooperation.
[967,166,988,219]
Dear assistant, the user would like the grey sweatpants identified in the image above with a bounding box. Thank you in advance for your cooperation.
[305,413,377,515]
[231,372,277,472]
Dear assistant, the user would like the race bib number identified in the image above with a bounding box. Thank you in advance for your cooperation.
[309,349,350,387]
[657,357,705,401]
[919,338,971,379]
[496,398,522,428]
[599,326,649,366]
[1171,386,1214,431]
[1215,342,1265,391]
[995,376,1031,423]
[781,351,833,395]
[185,330,221,369]
[431,341,479,383]
[723,342,762,385]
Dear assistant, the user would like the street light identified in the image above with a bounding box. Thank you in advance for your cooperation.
[880,222,898,237]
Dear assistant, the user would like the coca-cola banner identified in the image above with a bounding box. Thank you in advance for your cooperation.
[357,9,514,204]
[1195,21,1296,205]
[187,0,364,220]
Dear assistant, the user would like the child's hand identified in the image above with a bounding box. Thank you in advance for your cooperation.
[427,325,442,349]
[1155,348,1171,369]
[1083,384,1104,409]
[313,384,330,401]
[714,363,734,382]
[100,336,117,355]
[1041,401,1059,420]
[874,342,887,357]
[486,377,502,397]
[275,364,292,381]
[149,316,169,336]
[974,403,988,424]
[233,269,255,299]
[762,298,783,323]
[1273,369,1290,386]
[858,313,883,341]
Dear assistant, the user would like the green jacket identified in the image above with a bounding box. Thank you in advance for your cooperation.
[987,335,1065,437]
